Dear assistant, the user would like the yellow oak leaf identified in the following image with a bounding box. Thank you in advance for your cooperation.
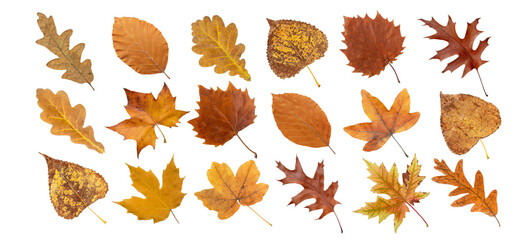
[37,88,104,153]
[107,83,188,157]
[36,13,94,90]
[191,15,251,81]
[42,153,108,222]
[195,160,270,224]
[116,156,185,223]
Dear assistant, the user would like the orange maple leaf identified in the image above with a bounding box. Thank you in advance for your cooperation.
[344,89,419,157]
[107,83,188,157]
[421,16,490,96]
[341,12,405,83]
[188,82,257,157]
[276,156,342,233]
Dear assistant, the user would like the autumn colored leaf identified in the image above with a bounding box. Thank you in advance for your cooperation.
[195,160,270,225]
[188,82,257,157]
[341,12,405,83]
[191,15,250,81]
[421,16,490,96]
[343,89,419,157]
[440,92,500,157]
[36,13,94,90]
[266,19,328,87]
[355,155,429,232]
[276,156,342,233]
[112,17,170,78]
[272,93,334,153]
[37,88,105,153]
[433,159,500,226]
[107,83,188,157]
[116,156,185,223]
[42,153,107,222]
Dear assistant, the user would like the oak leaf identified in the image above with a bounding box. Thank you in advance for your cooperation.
[343,89,419,157]
[113,17,170,78]
[355,155,429,232]
[195,160,269,224]
[341,12,405,83]
[36,13,94,90]
[272,93,334,153]
[440,92,500,156]
[421,16,490,96]
[42,153,108,221]
[188,82,257,157]
[433,159,500,226]
[191,15,250,81]
[276,156,342,233]
[107,83,188,157]
[267,19,328,87]
[116,156,185,223]
[37,88,104,153]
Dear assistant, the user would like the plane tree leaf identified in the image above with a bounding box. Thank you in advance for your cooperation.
[36,88,104,153]
[191,15,251,81]
[36,13,94,90]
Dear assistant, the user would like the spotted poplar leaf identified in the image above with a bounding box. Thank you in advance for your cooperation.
[36,88,105,153]
[36,13,94,90]
[116,156,185,223]
[42,153,108,221]
[191,15,250,81]
[355,155,429,232]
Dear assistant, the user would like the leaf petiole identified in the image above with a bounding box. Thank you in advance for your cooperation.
[391,134,409,158]
[306,65,321,87]
[247,206,272,226]
[476,69,488,97]
[236,133,257,158]
[170,210,180,224]
[480,139,489,159]
[155,123,167,143]
[387,62,400,83]
[405,201,428,227]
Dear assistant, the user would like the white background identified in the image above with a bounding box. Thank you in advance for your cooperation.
[1,0,525,239]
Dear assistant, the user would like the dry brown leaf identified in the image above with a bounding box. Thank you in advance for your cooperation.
[272,93,334,153]
[36,88,104,153]
[112,17,170,78]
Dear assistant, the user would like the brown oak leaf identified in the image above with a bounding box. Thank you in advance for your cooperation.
[188,82,257,157]
[433,159,500,226]
[277,156,342,233]
[341,12,405,83]
[421,16,490,96]
[107,83,188,157]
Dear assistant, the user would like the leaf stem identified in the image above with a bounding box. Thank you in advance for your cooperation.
[236,133,257,158]
[306,66,321,87]
[405,201,428,228]
[155,123,167,143]
[170,210,180,224]
[480,139,489,159]
[388,62,400,83]
[476,69,488,97]
[247,206,272,226]
[390,134,408,158]
[333,211,343,233]
[86,206,106,224]
[162,71,171,79]
[328,145,336,155]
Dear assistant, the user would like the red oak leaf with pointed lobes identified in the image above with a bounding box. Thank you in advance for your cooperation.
[421,16,490,96]
[276,156,343,233]
[108,83,188,157]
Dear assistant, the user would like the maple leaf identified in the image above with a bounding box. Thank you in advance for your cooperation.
[107,83,188,157]
[195,160,270,225]
[191,15,250,81]
[433,159,500,226]
[112,17,170,78]
[41,153,107,222]
[36,13,94,90]
[421,16,490,96]
[36,88,105,153]
[355,155,429,232]
[272,93,334,153]
[116,156,185,223]
[440,92,501,157]
[266,19,328,87]
[341,12,405,83]
[276,156,342,233]
[188,82,257,158]
[343,89,419,157]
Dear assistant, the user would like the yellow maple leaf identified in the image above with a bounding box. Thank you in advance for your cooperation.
[116,156,185,223]
[37,88,104,153]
